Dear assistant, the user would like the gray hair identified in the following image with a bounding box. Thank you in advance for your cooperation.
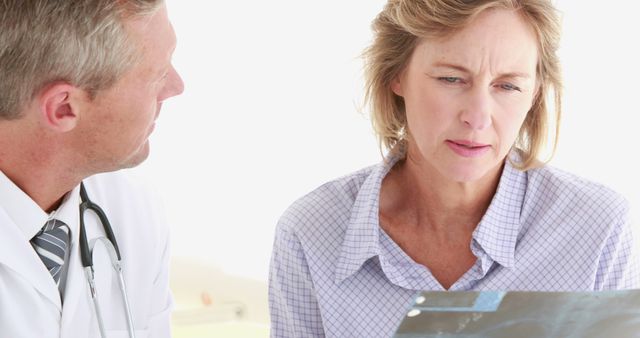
[0,0,164,119]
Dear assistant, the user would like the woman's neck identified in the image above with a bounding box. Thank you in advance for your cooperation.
[380,148,504,237]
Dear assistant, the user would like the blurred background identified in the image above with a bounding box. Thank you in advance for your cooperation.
[126,1,640,336]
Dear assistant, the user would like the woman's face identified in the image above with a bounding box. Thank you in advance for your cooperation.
[392,9,539,182]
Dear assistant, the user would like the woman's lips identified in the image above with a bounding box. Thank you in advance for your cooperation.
[445,140,491,158]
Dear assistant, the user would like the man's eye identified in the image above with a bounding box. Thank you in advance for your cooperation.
[438,77,462,84]
[499,83,521,92]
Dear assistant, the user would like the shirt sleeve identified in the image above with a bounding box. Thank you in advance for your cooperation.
[594,206,640,290]
[269,224,325,337]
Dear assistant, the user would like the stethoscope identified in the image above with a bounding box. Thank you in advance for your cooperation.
[79,182,136,338]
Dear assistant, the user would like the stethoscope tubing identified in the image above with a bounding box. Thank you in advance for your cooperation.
[79,183,136,338]
[79,183,121,266]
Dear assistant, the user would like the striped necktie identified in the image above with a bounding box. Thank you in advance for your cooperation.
[31,219,71,297]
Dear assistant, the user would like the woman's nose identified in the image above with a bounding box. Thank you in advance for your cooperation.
[459,87,492,130]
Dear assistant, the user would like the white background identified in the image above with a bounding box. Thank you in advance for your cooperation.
[130,0,640,283]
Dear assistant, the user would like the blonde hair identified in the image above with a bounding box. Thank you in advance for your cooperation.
[364,0,562,169]
[0,0,164,119]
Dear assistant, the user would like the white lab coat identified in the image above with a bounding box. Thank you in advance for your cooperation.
[0,172,172,338]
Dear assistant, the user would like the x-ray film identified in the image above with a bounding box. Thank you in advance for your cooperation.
[393,290,640,337]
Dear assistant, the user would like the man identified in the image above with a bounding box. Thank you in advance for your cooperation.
[0,1,183,337]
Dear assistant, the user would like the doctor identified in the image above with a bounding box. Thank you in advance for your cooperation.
[0,1,184,337]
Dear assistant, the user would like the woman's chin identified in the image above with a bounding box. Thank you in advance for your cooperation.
[438,161,497,184]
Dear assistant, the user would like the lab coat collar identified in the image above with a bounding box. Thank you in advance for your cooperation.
[59,184,91,334]
[0,170,82,311]
[0,171,80,311]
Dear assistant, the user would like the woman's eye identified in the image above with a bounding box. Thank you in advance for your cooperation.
[438,77,462,84]
[499,83,521,92]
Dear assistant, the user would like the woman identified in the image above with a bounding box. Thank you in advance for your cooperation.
[269,0,639,337]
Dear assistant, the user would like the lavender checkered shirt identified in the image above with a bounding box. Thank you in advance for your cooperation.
[269,156,639,338]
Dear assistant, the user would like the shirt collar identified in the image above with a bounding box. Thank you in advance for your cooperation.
[334,151,528,283]
[0,170,48,240]
[472,156,527,269]
[0,170,81,240]
[54,185,81,237]
[334,156,400,283]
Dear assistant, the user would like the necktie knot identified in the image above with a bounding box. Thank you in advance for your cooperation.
[31,219,71,295]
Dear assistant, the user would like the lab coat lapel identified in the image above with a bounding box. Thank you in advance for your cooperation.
[0,208,62,310]
[61,205,97,338]
[60,223,94,337]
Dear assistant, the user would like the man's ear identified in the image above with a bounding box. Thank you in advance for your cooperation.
[38,82,83,132]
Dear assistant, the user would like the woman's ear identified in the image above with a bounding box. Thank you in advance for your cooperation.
[391,76,404,97]
[38,82,83,133]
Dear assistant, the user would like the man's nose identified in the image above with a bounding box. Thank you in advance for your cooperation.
[168,65,185,97]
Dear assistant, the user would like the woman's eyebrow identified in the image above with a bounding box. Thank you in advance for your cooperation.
[431,62,532,79]
[431,62,471,73]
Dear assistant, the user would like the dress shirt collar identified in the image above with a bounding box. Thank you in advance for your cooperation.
[472,156,527,269]
[55,185,81,238]
[334,155,400,283]
[0,170,48,240]
[0,170,81,240]
[334,151,526,283]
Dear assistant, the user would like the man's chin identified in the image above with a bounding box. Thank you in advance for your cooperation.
[120,143,151,170]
